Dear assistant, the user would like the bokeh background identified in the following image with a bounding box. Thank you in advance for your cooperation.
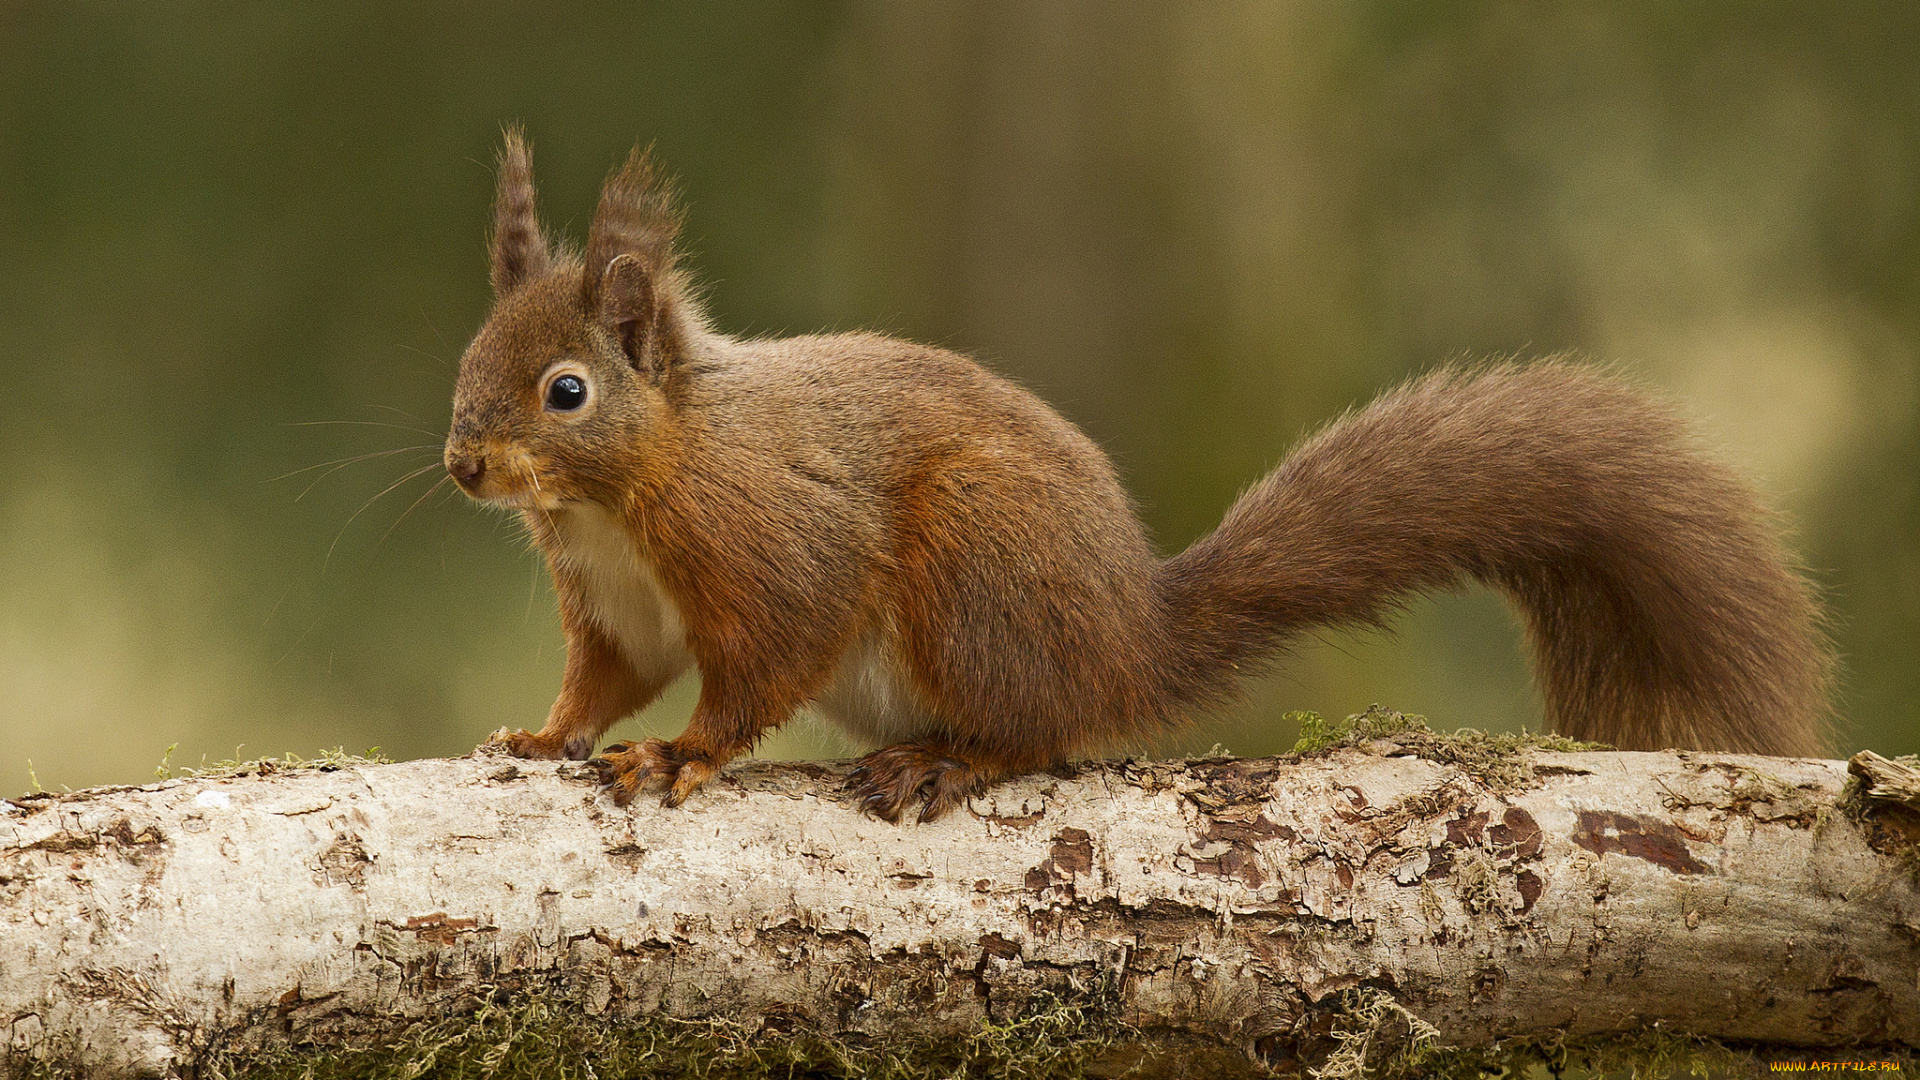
[3,2,1915,793]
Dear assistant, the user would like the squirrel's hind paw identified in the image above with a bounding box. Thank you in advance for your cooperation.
[592,738,719,808]
[849,743,990,824]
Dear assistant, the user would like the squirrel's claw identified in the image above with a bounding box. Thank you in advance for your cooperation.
[848,744,988,824]
[591,738,718,808]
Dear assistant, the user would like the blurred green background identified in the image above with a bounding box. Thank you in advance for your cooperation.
[2,2,1915,792]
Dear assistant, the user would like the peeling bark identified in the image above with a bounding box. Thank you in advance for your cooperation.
[2,742,1917,1077]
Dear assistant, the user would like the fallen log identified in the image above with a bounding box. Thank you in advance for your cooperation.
[3,713,1917,1077]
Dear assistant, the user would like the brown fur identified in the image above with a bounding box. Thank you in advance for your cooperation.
[448,135,1834,822]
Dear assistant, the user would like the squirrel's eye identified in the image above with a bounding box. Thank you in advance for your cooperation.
[546,374,587,412]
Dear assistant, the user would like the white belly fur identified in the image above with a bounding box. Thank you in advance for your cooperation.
[548,504,932,747]
[813,626,938,747]
[547,504,694,687]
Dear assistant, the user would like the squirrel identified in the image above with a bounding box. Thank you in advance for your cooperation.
[447,130,1834,823]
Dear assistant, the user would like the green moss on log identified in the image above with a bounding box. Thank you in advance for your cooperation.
[1285,705,1604,792]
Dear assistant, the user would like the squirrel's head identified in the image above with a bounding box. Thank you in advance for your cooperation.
[446,129,699,511]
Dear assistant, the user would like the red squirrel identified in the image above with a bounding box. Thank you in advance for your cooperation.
[447,131,1833,822]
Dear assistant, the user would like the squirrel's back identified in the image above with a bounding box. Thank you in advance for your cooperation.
[656,330,1175,769]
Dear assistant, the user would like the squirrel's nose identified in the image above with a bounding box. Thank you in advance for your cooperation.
[447,453,486,489]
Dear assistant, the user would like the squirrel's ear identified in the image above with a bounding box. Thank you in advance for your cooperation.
[489,127,552,297]
[583,147,684,380]
[582,146,681,302]
[597,254,662,378]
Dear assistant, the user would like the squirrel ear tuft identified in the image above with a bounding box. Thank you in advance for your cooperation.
[490,126,552,297]
[598,254,661,378]
[582,146,681,301]
[583,146,685,380]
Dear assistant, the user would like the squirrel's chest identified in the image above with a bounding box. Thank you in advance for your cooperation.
[546,505,694,683]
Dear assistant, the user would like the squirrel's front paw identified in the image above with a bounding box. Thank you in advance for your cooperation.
[590,738,720,808]
[484,727,579,760]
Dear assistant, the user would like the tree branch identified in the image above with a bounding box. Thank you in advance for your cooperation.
[3,724,1917,1077]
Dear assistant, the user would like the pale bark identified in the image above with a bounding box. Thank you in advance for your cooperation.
[2,743,1917,1077]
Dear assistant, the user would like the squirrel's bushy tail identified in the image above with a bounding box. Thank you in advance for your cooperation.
[1157,362,1833,756]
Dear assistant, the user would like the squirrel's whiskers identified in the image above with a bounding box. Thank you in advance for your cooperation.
[271,444,443,502]
[375,473,455,550]
[319,460,447,570]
